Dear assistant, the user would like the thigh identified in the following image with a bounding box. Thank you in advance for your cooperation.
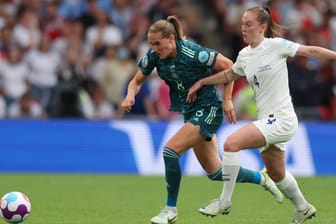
[254,115,298,149]
[261,145,286,181]
[193,135,222,174]
[225,123,266,151]
[165,122,204,154]
[186,103,224,141]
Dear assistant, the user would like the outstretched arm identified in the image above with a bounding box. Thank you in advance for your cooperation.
[296,45,336,59]
[121,69,147,112]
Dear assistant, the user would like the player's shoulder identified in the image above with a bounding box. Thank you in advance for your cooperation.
[142,48,159,62]
[266,37,299,55]
[179,39,217,64]
[177,39,199,57]
[265,37,295,48]
[179,39,215,54]
[146,48,158,57]
[179,39,200,49]
[238,38,283,54]
[237,45,251,59]
[138,48,159,71]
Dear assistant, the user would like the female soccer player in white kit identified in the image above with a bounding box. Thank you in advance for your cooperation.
[186,5,336,224]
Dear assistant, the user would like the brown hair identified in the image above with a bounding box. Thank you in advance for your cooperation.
[148,15,185,40]
[247,6,282,38]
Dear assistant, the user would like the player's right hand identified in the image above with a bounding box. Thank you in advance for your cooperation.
[222,99,237,124]
[121,97,135,112]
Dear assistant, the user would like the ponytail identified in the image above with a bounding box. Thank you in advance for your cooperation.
[166,16,185,40]
[148,15,186,40]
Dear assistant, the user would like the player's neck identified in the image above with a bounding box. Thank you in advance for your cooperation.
[169,43,178,58]
[250,37,264,48]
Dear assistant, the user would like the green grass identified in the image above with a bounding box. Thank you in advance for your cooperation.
[0,174,335,224]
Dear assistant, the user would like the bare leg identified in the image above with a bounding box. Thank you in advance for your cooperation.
[220,123,266,204]
[262,146,309,211]
[192,134,222,174]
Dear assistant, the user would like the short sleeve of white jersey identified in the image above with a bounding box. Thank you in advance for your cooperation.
[273,37,300,57]
[232,49,247,77]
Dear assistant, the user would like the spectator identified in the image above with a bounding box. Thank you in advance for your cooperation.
[12,8,41,52]
[109,0,134,39]
[223,0,257,59]
[331,63,336,120]
[283,0,322,43]
[8,91,45,119]
[0,24,15,59]
[0,45,30,107]
[0,0,332,121]
[288,56,330,119]
[0,93,6,118]
[84,8,123,59]
[0,0,18,23]
[267,0,282,24]
[126,12,151,60]
[79,0,101,30]
[181,10,205,45]
[135,0,157,14]
[58,0,113,21]
[94,44,136,109]
[53,20,91,79]
[147,0,179,22]
[48,75,85,119]
[41,1,64,42]
[58,0,86,20]
[83,82,115,120]
[25,33,61,112]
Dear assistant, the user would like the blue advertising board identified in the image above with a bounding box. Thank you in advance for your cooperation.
[0,119,335,176]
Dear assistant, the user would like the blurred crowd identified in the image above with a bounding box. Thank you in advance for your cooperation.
[0,0,186,120]
[0,0,335,121]
[210,0,336,120]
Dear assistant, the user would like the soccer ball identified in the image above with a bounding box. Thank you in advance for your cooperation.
[0,192,31,223]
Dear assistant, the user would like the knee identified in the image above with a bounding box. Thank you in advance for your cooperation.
[224,136,240,152]
[165,143,183,155]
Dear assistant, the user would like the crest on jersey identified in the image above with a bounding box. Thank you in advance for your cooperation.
[253,75,260,88]
[142,56,148,67]
[198,51,209,63]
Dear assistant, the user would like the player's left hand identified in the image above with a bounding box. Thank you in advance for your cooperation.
[186,81,202,103]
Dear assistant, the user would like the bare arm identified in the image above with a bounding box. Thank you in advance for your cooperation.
[296,45,336,59]
[186,53,240,100]
[121,69,147,112]
[186,53,240,123]
[195,54,236,87]
[220,69,241,124]
[186,54,235,99]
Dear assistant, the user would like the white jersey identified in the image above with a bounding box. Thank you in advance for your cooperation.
[232,37,300,119]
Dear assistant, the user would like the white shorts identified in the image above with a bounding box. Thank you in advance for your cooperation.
[253,114,298,152]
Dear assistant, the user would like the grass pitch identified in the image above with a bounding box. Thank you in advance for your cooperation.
[0,174,335,224]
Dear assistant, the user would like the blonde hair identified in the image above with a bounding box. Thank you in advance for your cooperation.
[247,6,282,38]
[148,15,185,40]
